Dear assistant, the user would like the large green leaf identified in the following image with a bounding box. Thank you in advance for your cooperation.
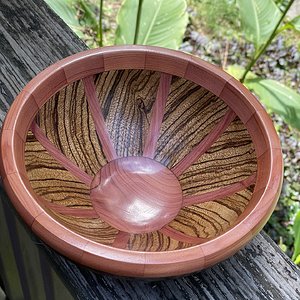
[245,78,300,129]
[292,211,300,262]
[237,0,281,50]
[44,0,83,38]
[115,0,188,49]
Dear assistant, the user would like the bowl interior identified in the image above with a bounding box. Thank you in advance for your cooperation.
[24,69,257,251]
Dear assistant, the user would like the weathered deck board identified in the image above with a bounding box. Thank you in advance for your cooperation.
[0,0,299,299]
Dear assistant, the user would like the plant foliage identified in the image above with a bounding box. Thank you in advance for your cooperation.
[44,0,83,38]
[237,0,281,51]
[292,210,300,264]
[246,78,300,129]
[115,0,188,49]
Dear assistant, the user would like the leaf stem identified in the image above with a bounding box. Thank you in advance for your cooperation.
[97,0,103,47]
[240,0,295,83]
[133,0,143,44]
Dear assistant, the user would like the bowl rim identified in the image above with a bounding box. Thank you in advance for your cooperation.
[0,45,283,278]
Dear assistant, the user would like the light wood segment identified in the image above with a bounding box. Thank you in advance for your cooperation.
[90,157,183,234]
[31,122,93,186]
[112,231,131,249]
[83,76,118,162]
[143,73,172,158]
[172,109,236,176]
[183,173,257,207]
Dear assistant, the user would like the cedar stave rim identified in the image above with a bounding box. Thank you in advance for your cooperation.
[0,45,283,278]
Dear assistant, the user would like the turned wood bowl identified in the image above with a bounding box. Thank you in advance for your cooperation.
[0,46,283,278]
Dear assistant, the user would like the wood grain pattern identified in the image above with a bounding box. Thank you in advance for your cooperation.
[172,109,236,176]
[31,122,92,186]
[143,73,172,158]
[183,173,257,206]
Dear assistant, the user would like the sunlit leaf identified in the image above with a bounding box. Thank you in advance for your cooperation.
[226,64,257,81]
[115,0,188,49]
[289,15,300,32]
[236,0,281,50]
[245,78,300,129]
[44,0,83,38]
[292,210,300,262]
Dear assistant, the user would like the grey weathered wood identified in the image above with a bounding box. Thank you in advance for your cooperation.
[0,0,300,299]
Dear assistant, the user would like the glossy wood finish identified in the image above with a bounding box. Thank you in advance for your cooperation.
[143,73,172,158]
[0,46,282,278]
[83,76,118,162]
[90,157,182,233]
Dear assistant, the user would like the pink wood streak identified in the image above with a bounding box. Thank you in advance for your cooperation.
[183,173,257,207]
[143,73,172,158]
[43,200,99,218]
[83,76,118,162]
[171,109,236,177]
[112,231,131,248]
[31,122,93,186]
[159,226,209,244]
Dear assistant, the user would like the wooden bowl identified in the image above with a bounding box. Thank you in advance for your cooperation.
[0,46,282,278]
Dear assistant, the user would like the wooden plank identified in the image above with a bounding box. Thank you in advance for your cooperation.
[0,0,299,299]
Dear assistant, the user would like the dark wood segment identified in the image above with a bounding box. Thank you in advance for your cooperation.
[83,76,118,162]
[143,73,172,158]
[48,210,118,245]
[179,117,257,197]
[154,77,229,167]
[168,187,254,239]
[25,132,91,206]
[172,109,236,176]
[94,70,161,157]
[183,173,257,207]
[35,80,107,177]
[127,231,192,251]
[30,122,93,186]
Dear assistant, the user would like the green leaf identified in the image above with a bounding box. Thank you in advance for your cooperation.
[115,0,188,49]
[236,0,281,50]
[44,0,83,38]
[226,65,257,81]
[245,78,300,129]
[292,211,300,262]
[289,15,300,32]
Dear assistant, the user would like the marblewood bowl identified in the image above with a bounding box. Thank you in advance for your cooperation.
[0,46,282,278]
